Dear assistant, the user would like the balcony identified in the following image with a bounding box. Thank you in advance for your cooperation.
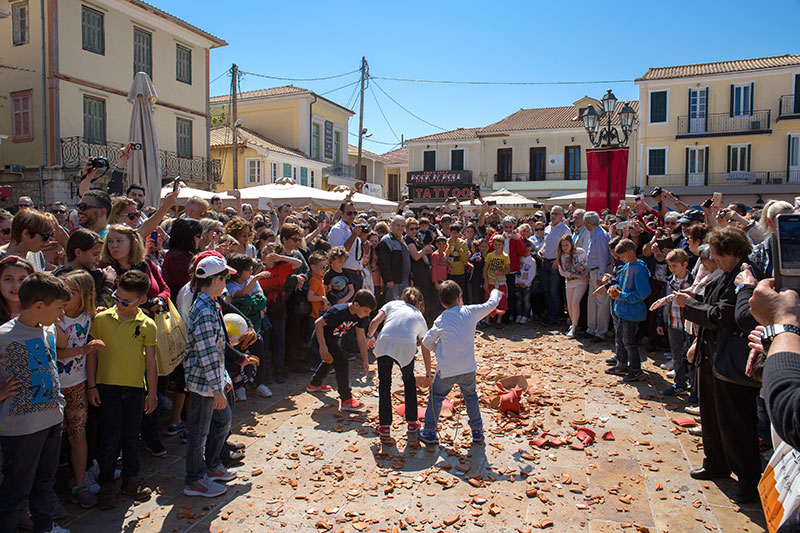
[323,162,361,180]
[494,171,586,182]
[646,171,796,188]
[676,110,771,138]
[60,137,221,183]
[778,95,800,120]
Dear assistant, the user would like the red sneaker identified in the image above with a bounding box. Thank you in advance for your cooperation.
[377,425,391,441]
[306,384,332,393]
[341,398,364,411]
[407,421,421,433]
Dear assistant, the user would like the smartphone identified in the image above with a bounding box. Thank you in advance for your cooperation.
[172,177,181,192]
[774,213,800,290]
[150,230,159,247]
[317,211,327,224]
[486,200,497,206]
[656,237,674,250]
[712,192,723,208]
[617,221,632,229]
[702,198,713,209]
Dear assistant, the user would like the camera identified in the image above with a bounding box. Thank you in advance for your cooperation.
[89,156,109,169]
[650,186,663,199]
[773,213,800,292]
[702,198,713,209]
[130,142,143,150]
[359,224,370,234]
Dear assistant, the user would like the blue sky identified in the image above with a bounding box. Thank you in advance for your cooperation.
[165,0,799,154]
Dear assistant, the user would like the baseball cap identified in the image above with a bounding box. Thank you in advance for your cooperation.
[195,255,237,278]
[677,209,704,225]
[440,214,453,222]
[191,250,224,270]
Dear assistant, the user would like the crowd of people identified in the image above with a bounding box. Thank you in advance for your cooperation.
[1,149,800,531]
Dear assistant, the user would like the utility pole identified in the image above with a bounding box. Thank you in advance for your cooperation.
[231,63,239,190]
[356,57,367,184]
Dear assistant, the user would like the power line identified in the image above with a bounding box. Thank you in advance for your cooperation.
[319,79,361,96]
[348,131,400,147]
[370,78,448,132]
[371,75,635,86]
[345,81,360,110]
[210,68,230,85]
[238,68,360,82]
[368,84,400,143]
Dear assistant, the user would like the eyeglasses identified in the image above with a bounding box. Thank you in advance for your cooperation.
[1,228,10,236]
[112,290,135,307]
[51,209,66,215]
[77,202,99,211]
[289,236,301,242]
[407,226,418,231]
[344,211,356,216]
[211,274,230,281]
[37,232,54,241]
[17,204,33,208]
[126,212,140,221]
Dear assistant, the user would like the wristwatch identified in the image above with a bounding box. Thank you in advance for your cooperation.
[760,324,800,350]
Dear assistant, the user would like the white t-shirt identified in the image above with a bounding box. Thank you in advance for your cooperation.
[57,313,92,388]
[374,300,428,367]
[226,276,263,298]
[328,220,362,271]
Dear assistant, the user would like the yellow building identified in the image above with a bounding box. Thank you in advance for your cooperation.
[381,146,408,202]
[209,85,354,191]
[635,54,800,205]
[343,144,386,198]
[0,0,226,204]
[406,98,639,203]
[209,125,326,191]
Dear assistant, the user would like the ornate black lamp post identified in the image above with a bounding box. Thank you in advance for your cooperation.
[581,89,636,148]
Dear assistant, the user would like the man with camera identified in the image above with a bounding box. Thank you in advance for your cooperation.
[328,198,365,292]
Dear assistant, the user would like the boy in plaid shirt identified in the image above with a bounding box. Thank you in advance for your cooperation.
[184,256,258,498]
[654,249,693,395]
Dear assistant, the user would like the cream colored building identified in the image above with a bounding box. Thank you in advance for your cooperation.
[406,98,640,203]
[635,54,800,205]
[209,85,354,191]
[210,125,326,191]
[0,0,226,204]
[381,146,408,202]
[343,144,386,198]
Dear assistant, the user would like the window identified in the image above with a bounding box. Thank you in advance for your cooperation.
[271,162,277,182]
[311,123,321,160]
[300,167,308,186]
[686,146,706,186]
[732,83,752,117]
[11,90,33,142]
[245,158,262,185]
[423,150,436,171]
[310,170,316,188]
[650,90,667,123]
[81,5,104,54]
[728,145,750,173]
[283,163,291,178]
[12,2,29,46]
[176,44,191,84]
[497,148,512,180]
[450,149,464,171]
[648,148,666,176]
[333,132,342,165]
[176,118,192,159]
[83,95,106,145]
[133,27,152,78]
[565,146,581,179]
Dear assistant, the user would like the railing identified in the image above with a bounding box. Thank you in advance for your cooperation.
[323,162,361,179]
[779,95,800,118]
[494,171,587,182]
[60,136,221,183]
[646,170,796,187]
[676,110,771,137]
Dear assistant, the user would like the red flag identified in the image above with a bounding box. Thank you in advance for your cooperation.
[586,147,629,213]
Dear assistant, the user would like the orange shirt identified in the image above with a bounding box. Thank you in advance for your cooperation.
[308,273,325,318]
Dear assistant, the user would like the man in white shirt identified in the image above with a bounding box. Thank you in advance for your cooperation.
[328,200,365,290]
[537,205,571,325]
[572,209,590,252]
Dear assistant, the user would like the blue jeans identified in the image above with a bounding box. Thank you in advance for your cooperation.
[185,391,232,486]
[541,259,561,322]
[269,318,285,375]
[615,318,641,371]
[0,423,62,533]
[384,280,409,302]
[97,384,144,484]
[515,286,531,319]
[423,372,482,433]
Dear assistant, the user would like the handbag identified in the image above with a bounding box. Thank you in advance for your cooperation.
[760,431,800,533]
[711,330,760,388]
[154,299,187,376]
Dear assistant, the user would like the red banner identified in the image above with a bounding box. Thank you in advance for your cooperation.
[586,147,629,213]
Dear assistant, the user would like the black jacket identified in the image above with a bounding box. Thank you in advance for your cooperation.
[376,233,410,285]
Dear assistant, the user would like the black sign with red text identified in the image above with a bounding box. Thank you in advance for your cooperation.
[407,170,472,184]
[407,183,478,202]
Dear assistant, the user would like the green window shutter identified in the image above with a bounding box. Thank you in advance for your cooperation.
[727,146,731,172]
[283,163,291,177]
[704,88,709,131]
[729,85,734,117]
[788,134,792,178]
[747,144,752,172]
[749,82,755,116]
[704,148,710,185]
[300,167,308,186]
[684,147,689,185]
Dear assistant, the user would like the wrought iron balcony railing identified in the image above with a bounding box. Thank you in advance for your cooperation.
[646,170,795,188]
[494,171,587,182]
[676,110,771,137]
[779,95,800,119]
[323,162,361,179]
[60,137,221,183]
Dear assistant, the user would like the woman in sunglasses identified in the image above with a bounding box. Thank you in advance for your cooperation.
[109,196,142,231]
[0,208,55,272]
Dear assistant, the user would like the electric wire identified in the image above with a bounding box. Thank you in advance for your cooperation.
[238,68,360,82]
[370,78,448,132]
[319,79,361,96]
[368,83,400,144]
[370,75,634,86]
[349,131,401,147]
[210,68,230,85]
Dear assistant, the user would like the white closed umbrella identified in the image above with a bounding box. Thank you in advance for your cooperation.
[127,72,161,208]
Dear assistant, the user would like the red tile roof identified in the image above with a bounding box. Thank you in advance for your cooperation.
[382,146,408,165]
[210,125,307,159]
[209,85,354,115]
[127,0,227,47]
[637,54,800,81]
[406,127,481,143]
[348,144,385,161]
[478,101,639,133]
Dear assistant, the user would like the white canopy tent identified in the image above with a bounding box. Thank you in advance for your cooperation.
[160,184,219,205]
[460,188,541,209]
[543,191,639,206]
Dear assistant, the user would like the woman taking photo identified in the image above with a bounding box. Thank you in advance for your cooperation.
[404,218,435,326]
[162,218,203,300]
[674,226,761,504]
[556,234,588,338]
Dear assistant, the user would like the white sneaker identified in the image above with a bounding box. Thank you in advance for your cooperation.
[235,387,247,402]
[520,317,529,324]
[666,369,676,379]
[207,465,238,482]
[184,476,228,498]
[566,326,575,338]
[660,360,674,370]
[256,384,273,398]
[83,470,101,495]
[44,524,70,533]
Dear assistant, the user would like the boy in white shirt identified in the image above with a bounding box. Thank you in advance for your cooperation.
[514,241,537,323]
[418,280,501,446]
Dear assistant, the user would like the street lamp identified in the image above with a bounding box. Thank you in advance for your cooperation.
[581,89,636,148]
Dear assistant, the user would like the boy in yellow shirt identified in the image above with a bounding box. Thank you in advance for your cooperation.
[87,270,157,509]
[446,223,470,295]
[482,233,510,329]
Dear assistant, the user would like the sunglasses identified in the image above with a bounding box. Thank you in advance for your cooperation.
[37,232,54,241]
[1,228,10,236]
[77,202,99,211]
[51,209,66,215]
[18,204,33,208]
[211,273,230,281]
[407,226,418,231]
[112,290,136,307]
[126,212,140,221]
[344,211,356,216]
[289,236,301,242]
